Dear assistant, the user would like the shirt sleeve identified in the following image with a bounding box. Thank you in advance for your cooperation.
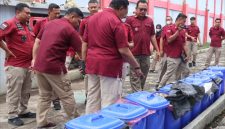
[34,20,42,36]
[221,28,225,37]
[79,19,86,36]
[37,27,44,40]
[70,30,82,53]
[114,23,129,48]
[150,21,155,36]
[0,21,14,41]
[209,27,213,37]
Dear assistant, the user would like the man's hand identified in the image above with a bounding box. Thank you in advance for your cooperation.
[5,50,16,59]
[184,55,191,62]
[191,37,197,42]
[134,68,144,78]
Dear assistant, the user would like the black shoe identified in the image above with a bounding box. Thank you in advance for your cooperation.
[192,61,196,67]
[37,122,56,129]
[8,117,24,126]
[53,99,61,110]
[18,112,36,118]
[189,63,193,67]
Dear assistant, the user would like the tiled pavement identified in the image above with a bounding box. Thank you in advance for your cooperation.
[0,45,224,129]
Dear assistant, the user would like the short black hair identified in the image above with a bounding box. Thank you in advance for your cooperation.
[190,17,196,21]
[215,18,221,22]
[156,24,162,29]
[88,0,98,4]
[15,3,29,12]
[109,0,129,10]
[136,0,147,9]
[48,3,60,11]
[65,7,84,18]
[176,13,187,21]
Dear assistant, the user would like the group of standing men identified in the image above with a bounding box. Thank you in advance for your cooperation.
[0,0,225,128]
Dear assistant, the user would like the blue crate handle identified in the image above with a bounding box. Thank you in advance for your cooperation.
[116,104,129,109]
[147,91,169,100]
[89,115,104,122]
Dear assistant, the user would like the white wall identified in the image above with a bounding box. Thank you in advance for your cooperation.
[208,0,215,13]
[186,0,196,9]
[208,17,214,42]
[198,0,206,11]
[128,2,136,16]
[215,0,221,15]
[154,7,167,27]
[170,0,183,5]
[196,15,205,43]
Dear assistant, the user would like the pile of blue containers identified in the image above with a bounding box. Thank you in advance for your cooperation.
[65,66,225,129]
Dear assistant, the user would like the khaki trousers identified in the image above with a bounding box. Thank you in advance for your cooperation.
[5,66,32,119]
[205,46,222,67]
[35,72,77,127]
[159,57,190,87]
[157,54,167,83]
[150,51,158,71]
[130,56,150,92]
[187,41,198,62]
[85,74,122,114]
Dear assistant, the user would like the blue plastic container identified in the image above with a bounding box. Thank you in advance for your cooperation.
[181,111,192,128]
[100,103,148,129]
[165,107,181,129]
[125,91,169,129]
[191,101,202,119]
[65,114,125,129]
[159,85,182,129]
[207,66,225,95]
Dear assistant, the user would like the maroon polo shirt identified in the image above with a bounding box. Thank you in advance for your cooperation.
[165,24,186,58]
[123,23,133,42]
[186,25,200,42]
[83,8,128,78]
[0,17,34,68]
[34,18,82,74]
[33,18,48,36]
[79,16,90,36]
[209,26,225,48]
[161,25,171,54]
[125,16,155,56]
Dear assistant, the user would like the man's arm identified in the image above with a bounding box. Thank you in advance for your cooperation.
[159,37,164,56]
[31,38,40,67]
[186,33,196,42]
[183,42,190,61]
[167,30,180,43]
[81,42,87,61]
[0,41,16,58]
[118,47,143,77]
[150,35,160,60]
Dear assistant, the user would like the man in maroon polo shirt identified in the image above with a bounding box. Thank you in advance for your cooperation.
[33,3,62,111]
[155,16,173,88]
[205,18,225,67]
[0,3,36,126]
[80,0,100,104]
[186,17,201,67]
[79,0,99,36]
[158,13,190,88]
[33,8,83,128]
[82,0,143,114]
[126,0,160,92]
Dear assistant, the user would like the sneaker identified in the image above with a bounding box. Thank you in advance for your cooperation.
[53,99,61,110]
[192,61,196,67]
[188,63,193,68]
[8,117,24,126]
[18,112,36,118]
[37,122,56,129]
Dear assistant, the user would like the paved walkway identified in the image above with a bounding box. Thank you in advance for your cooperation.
[0,45,224,129]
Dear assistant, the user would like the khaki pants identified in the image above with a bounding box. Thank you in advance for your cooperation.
[86,74,122,114]
[35,72,77,127]
[187,41,198,62]
[130,56,150,92]
[150,51,158,71]
[5,66,32,119]
[159,57,190,87]
[205,46,222,67]
[157,54,167,83]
